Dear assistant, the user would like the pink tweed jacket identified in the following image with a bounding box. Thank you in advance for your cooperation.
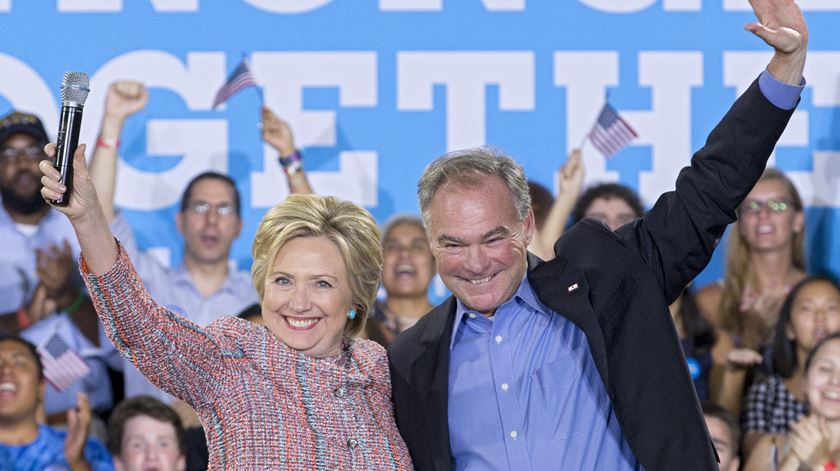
[83,244,414,470]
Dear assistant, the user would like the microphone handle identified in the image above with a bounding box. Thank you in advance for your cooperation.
[52,104,83,206]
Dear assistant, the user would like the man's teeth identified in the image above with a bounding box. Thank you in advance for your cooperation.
[396,265,416,275]
[287,318,318,328]
[824,390,840,400]
[757,225,774,234]
[0,383,16,392]
[469,276,492,285]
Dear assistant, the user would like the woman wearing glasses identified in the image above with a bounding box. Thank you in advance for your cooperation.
[697,170,807,432]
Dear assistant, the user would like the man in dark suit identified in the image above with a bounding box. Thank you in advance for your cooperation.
[388,1,808,469]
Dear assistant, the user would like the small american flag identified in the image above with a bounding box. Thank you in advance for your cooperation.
[587,103,638,158]
[38,332,90,391]
[212,58,258,108]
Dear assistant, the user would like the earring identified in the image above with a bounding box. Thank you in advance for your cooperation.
[346,308,357,320]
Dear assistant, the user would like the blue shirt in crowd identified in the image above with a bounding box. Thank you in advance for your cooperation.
[0,425,114,471]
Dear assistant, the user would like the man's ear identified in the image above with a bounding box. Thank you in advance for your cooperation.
[177,454,187,471]
[523,208,536,245]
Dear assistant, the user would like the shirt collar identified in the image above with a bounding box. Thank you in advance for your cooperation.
[450,274,546,350]
[172,264,241,295]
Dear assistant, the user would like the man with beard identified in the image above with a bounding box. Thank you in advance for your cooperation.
[0,111,116,422]
[0,112,83,322]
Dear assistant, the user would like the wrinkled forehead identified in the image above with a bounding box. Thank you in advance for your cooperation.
[430,177,519,224]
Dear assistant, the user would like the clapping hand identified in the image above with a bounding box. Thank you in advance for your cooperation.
[788,416,831,469]
[64,393,93,471]
[35,240,74,300]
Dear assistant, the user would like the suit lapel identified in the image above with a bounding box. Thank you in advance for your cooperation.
[528,254,610,386]
[409,298,456,470]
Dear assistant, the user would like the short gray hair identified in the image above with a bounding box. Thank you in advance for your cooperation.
[417,146,531,228]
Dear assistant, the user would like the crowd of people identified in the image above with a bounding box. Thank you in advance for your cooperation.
[0,0,834,469]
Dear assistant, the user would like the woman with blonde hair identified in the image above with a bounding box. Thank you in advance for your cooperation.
[699,168,807,416]
[39,144,413,469]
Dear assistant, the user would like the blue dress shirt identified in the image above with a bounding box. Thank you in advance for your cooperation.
[445,68,802,471]
[448,276,642,470]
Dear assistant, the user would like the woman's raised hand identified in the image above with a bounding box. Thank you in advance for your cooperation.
[39,143,101,222]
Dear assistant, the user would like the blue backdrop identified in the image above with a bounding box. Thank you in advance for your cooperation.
[2,1,838,302]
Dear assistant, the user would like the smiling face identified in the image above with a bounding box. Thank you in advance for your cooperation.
[261,236,353,358]
[737,178,803,254]
[427,176,533,316]
[382,222,435,300]
[177,178,242,267]
[788,280,840,353]
[806,338,840,419]
[115,415,185,471]
[0,339,43,425]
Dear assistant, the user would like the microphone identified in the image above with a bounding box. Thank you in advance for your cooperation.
[52,71,90,206]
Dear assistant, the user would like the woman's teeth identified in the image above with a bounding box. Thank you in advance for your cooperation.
[287,318,318,328]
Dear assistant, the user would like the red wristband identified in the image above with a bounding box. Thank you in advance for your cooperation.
[825,461,837,471]
[96,136,120,150]
[16,308,30,329]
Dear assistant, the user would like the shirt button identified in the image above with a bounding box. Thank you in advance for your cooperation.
[510,431,518,439]
[495,335,503,343]
[501,383,509,391]
[347,438,359,449]
[334,387,346,398]
[468,313,476,319]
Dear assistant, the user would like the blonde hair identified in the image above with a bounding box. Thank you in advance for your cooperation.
[719,168,806,333]
[251,195,382,337]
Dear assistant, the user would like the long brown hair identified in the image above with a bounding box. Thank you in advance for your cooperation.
[719,168,806,334]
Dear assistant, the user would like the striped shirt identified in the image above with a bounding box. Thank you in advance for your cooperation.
[83,243,413,470]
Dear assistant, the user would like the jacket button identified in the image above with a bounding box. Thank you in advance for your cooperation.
[334,387,346,398]
[347,438,359,449]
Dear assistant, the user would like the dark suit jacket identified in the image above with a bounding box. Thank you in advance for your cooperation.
[388,78,796,471]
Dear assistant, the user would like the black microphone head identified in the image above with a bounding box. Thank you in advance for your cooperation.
[60,72,90,107]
